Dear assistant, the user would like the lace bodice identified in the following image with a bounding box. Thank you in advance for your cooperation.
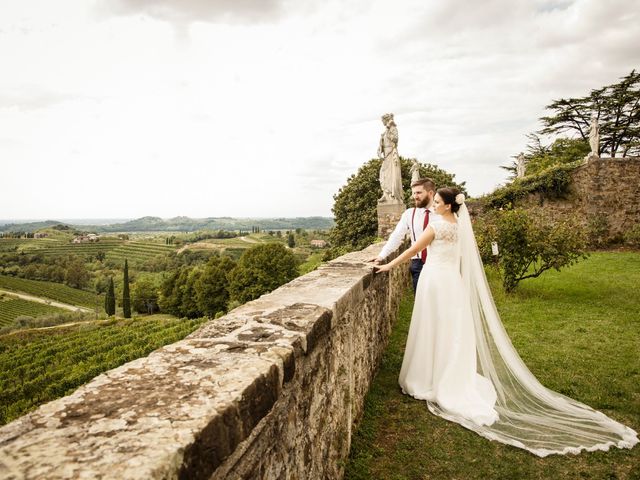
[426,221,459,266]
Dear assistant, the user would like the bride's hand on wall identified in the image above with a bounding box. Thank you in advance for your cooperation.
[373,264,391,273]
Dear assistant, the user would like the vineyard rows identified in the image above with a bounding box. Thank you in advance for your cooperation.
[0,299,65,326]
[10,239,177,263]
[105,241,176,262]
[0,316,207,425]
[0,276,98,308]
[19,239,124,257]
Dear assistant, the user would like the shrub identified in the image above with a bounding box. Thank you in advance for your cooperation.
[623,224,640,247]
[587,216,610,248]
[474,208,588,292]
[482,162,579,210]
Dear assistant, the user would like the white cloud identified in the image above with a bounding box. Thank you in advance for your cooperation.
[0,0,639,219]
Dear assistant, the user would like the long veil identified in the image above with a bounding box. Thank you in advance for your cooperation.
[450,202,638,457]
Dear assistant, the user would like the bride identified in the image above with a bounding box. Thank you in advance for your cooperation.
[374,187,638,457]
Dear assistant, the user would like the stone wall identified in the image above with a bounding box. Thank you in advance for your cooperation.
[0,243,410,480]
[518,157,640,241]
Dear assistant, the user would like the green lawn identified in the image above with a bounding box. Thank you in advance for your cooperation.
[345,251,640,480]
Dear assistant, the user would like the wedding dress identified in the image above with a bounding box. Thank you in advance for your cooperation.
[398,203,638,457]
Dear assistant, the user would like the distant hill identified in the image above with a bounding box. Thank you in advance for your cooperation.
[0,216,335,233]
[0,220,70,233]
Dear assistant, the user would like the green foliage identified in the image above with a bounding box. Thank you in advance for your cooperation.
[159,254,237,318]
[0,275,98,308]
[524,137,590,176]
[64,256,89,289]
[131,277,159,315]
[482,161,578,210]
[0,298,65,327]
[196,254,236,317]
[158,267,184,316]
[623,224,640,247]
[586,216,610,248]
[539,69,640,157]
[330,157,465,252]
[474,208,588,292]
[122,259,131,319]
[287,233,295,248]
[227,243,298,304]
[104,277,115,316]
[0,310,93,334]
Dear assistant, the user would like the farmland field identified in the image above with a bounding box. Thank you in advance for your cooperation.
[0,315,207,425]
[105,241,176,263]
[0,297,66,327]
[0,276,98,308]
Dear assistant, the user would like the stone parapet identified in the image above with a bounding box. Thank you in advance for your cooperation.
[0,243,410,480]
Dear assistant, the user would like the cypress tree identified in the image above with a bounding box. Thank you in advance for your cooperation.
[105,277,116,316]
[122,259,131,318]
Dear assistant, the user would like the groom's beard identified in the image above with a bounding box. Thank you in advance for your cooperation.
[415,198,429,208]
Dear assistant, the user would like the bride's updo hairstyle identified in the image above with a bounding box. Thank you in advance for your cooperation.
[437,187,462,214]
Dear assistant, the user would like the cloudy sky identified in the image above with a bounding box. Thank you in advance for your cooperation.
[1,0,639,220]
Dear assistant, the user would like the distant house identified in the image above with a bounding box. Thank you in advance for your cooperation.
[310,239,327,248]
[72,234,100,244]
[34,233,49,238]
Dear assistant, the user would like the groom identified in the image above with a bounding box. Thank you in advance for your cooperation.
[370,177,437,292]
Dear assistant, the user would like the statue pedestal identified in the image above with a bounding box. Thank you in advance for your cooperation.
[377,202,405,239]
[583,152,600,164]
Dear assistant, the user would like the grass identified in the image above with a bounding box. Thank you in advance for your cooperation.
[345,251,640,480]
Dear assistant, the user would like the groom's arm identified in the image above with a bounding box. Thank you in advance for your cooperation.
[373,210,410,263]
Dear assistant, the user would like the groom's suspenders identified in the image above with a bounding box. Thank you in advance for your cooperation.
[411,207,429,263]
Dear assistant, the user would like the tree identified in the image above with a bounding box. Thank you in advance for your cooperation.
[122,259,131,318]
[158,267,184,315]
[227,243,298,304]
[104,277,116,316]
[330,157,466,250]
[65,257,89,289]
[287,233,296,248]
[131,277,160,314]
[196,254,236,317]
[181,268,203,319]
[475,208,588,292]
[539,70,640,157]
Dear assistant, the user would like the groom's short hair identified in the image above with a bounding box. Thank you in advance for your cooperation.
[411,178,436,192]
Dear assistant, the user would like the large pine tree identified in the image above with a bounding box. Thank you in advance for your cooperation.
[104,277,116,316]
[122,259,131,319]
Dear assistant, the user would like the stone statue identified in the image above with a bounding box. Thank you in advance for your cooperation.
[516,153,526,178]
[589,114,600,157]
[410,158,421,183]
[377,113,404,204]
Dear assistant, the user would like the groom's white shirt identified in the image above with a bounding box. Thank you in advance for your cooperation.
[378,206,442,261]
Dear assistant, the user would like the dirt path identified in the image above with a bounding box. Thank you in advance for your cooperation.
[0,289,92,313]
